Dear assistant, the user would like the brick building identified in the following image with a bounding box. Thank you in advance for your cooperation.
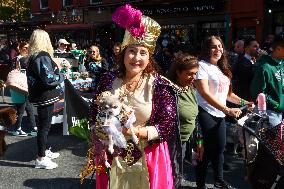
[25,0,279,49]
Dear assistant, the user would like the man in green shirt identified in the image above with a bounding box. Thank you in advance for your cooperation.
[250,35,284,126]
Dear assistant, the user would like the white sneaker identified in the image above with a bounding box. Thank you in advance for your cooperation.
[45,148,60,159]
[13,129,28,137]
[35,157,58,169]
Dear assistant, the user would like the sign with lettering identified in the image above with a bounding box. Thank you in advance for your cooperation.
[141,2,225,16]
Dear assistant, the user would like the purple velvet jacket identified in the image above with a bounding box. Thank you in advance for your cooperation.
[91,71,182,188]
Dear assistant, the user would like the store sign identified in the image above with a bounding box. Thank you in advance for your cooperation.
[141,2,224,16]
[55,9,83,24]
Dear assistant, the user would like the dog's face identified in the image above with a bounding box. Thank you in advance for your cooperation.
[100,96,122,117]
[0,107,17,127]
[97,92,122,118]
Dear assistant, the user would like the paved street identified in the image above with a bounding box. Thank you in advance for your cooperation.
[0,92,251,189]
[0,126,95,189]
[0,127,251,189]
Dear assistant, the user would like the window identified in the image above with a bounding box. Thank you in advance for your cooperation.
[90,0,102,5]
[40,0,48,9]
[63,0,73,7]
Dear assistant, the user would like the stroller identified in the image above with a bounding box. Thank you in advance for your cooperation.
[237,112,284,189]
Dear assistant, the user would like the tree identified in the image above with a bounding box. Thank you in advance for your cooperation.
[0,0,31,21]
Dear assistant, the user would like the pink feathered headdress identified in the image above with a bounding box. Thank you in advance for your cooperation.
[112,4,146,39]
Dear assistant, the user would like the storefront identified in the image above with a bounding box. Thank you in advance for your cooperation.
[264,0,284,37]
[138,0,229,50]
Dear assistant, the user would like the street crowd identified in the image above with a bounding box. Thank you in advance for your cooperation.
[0,4,284,189]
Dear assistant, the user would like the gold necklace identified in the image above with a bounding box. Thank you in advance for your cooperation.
[120,75,144,100]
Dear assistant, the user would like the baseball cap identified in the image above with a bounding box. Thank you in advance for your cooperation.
[58,39,70,45]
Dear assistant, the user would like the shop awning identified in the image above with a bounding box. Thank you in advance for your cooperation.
[45,23,93,30]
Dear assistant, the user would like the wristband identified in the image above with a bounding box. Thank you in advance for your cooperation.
[240,99,246,106]
[196,139,203,145]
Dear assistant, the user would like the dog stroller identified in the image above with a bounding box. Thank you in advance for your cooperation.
[239,113,284,189]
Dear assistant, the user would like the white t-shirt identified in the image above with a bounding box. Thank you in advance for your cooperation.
[196,60,230,117]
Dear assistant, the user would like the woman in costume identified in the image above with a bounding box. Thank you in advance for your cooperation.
[194,36,254,189]
[90,4,182,189]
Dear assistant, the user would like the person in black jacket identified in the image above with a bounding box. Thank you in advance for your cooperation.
[234,38,259,101]
[27,29,64,170]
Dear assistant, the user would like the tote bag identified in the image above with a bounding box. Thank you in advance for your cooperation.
[6,61,28,94]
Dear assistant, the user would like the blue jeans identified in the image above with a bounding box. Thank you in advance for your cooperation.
[13,100,36,131]
[37,104,54,157]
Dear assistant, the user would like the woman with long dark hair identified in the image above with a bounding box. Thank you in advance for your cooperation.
[194,36,254,189]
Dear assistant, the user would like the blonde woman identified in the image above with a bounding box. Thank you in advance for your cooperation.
[27,29,64,169]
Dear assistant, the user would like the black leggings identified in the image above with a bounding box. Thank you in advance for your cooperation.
[37,104,54,157]
[195,107,226,187]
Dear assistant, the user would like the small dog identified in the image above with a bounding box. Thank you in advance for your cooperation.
[92,91,138,169]
[0,107,17,156]
[60,59,72,79]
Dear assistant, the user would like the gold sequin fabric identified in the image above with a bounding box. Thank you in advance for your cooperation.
[121,15,161,54]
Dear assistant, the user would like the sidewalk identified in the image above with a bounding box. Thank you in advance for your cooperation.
[1,130,95,189]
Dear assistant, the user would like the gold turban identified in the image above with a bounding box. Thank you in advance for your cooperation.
[121,15,161,54]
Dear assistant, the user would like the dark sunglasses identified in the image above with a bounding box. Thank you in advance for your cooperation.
[88,50,96,54]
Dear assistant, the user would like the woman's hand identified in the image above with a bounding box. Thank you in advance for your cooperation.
[246,101,255,111]
[196,144,204,161]
[122,127,133,136]
[223,107,242,118]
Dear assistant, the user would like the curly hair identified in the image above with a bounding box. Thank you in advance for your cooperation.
[115,47,160,78]
[28,29,54,58]
[167,53,199,84]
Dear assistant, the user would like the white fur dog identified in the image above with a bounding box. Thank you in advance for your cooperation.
[94,91,138,169]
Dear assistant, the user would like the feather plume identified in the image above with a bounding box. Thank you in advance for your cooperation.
[112,4,146,39]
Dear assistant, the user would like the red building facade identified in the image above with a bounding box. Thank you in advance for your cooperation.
[229,0,264,44]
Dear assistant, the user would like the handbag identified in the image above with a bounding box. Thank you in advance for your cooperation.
[5,61,28,95]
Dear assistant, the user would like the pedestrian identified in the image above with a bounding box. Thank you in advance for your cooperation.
[234,37,259,101]
[167,53,203,182]
[194,35,254,189]
[250,35,284,127]
[106,42,121,71]
[54,38,70,53]
[27,29,64,170]
[10,41,37,137]
[90,4,182,189]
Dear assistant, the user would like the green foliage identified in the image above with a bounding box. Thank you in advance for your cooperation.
[0,6,15,21]
[69,118,91,146]
[0,0,31,21]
